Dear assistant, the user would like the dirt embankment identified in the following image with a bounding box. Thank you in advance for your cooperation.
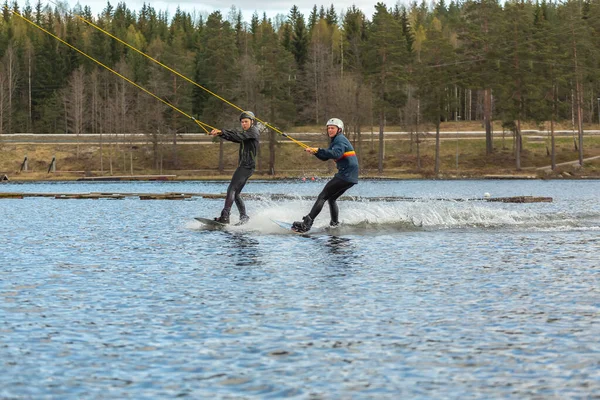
[1,122,599,181]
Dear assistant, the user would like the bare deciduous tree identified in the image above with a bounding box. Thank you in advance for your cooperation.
[0,63,7,137]
[64,66,86,158]
[2,45,18,136]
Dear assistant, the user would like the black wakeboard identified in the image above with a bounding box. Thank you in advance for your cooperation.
[195,217,227,228]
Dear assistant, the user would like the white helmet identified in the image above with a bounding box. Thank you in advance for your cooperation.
[326,118,344,133]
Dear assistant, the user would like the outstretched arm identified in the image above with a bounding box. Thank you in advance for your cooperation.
[314,141,344,161]
[304,147,327,161]
[219,126,260,143]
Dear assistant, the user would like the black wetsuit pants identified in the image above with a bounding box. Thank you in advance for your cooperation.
[221,167,253,217]
[308,176,355,224]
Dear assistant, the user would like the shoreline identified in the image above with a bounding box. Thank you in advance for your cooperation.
[2,171,600,182]
[2,133,599,181]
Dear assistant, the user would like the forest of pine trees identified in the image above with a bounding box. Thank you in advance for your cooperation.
[1,0,600,171]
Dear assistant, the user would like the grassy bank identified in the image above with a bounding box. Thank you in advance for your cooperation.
[1,128,599,181]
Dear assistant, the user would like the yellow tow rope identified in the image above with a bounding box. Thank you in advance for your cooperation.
[8,8,215,133]
[71,11,309,149]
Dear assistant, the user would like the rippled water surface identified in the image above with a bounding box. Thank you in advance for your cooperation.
[1,180,599,398]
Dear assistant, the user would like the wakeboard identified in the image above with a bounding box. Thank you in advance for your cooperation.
[195,217,227,228]
[271,219,314,235]
[271,219,293,230]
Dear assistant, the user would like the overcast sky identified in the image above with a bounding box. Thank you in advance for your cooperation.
[69,0,394,21]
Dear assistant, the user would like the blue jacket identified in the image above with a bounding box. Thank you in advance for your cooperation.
[315,133,359,184]
[220,125,260,170]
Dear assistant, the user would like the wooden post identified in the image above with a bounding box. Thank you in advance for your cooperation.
[20,155,28,172]
[48,156,56,173]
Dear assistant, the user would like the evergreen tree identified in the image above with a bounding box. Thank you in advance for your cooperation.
[253,17,296,174]
[435,0,448,18]
[325,4,338,26]
[125,24,148,83]
[493,0,537,169]
[2,1,10,22]
[399,7,414,53]
[415,17,457,175]
[341,5,369,146]
[365,3,408,172]
[192,11,238,128]
[34,0,41,24]
[458,0,502,154]
[308,5,318,34]
[530,0,569,170]
[288,6,309,70]
[23,0,31,19]
[279,21,292,52]
[250,12,259,36]
[233,9,244,53]
[31,27,67,132]
[557,0,594,165]
[319,6,326,20]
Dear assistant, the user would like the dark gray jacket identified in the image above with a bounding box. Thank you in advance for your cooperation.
[220,125,260,170]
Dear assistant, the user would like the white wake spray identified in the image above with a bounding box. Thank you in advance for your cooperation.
[189,198,600,234]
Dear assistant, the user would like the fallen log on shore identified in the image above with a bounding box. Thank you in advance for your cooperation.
[77,175,176,181]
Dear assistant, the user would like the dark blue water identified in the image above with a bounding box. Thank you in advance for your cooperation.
[1,180,599,398]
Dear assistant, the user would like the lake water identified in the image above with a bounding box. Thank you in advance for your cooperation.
[1,179,599,398]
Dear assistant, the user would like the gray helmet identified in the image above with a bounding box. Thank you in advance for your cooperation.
[239,111,256,121]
